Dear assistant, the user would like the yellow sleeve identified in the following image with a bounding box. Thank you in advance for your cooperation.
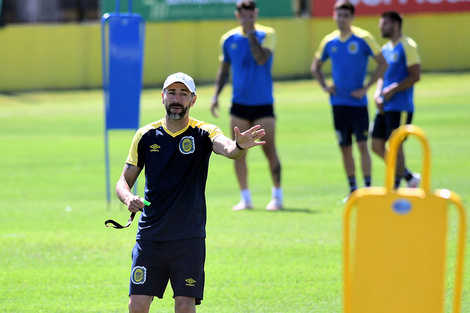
[218,27,240,62]
[199,123,224,142]
[353,26,382,56]
[257,24,276,51]
[314,30,338,60]
[402,36,421,67]
[126,129,144,166]
[125,121,163,166]
[192,119,224,142]
[315,35,330,60]
[218,35,224,63]
[363,34,382,56]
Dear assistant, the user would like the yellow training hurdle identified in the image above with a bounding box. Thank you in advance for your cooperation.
[343,125,467,313]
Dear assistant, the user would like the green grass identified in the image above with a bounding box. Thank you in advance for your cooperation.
[0,72,469,312]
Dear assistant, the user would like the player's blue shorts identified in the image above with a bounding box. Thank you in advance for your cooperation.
[371,111,413,140]
[332,105,369,146]
[230,103,275,122]
[129,238,205,305]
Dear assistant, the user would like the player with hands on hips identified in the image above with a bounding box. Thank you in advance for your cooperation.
[311,1,388,199]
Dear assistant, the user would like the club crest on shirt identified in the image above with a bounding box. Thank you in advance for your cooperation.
[131,266,147,285]
[179,136,195,154]
[348,41,359,55]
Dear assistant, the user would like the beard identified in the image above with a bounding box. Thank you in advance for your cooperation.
[381,29,393,39]
[166,103,188,121]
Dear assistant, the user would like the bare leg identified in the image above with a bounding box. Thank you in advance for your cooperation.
[340,144,355,177]
[174,296,196,313]
[230,116,254,210]
[396,144,406,178]
[253,116,283,210]
[371,137,386,159]
[128,295,153,313]
[230,116,252,190]
[357,140,371,178]
[253,117,281,188]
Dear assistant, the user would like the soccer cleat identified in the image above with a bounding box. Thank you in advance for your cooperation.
[266,198,283,211]
[406,173,421,188]
[232,200,253,211]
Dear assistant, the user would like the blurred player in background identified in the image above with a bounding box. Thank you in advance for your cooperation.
[116,72,265,313]
[311,1,388,198]
[371,11,421,188]
[211,0,283,211]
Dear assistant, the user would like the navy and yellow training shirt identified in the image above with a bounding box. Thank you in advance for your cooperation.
[126,117,223,241]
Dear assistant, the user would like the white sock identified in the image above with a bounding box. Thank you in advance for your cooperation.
[240,189,252,204]
[272,187,283,203]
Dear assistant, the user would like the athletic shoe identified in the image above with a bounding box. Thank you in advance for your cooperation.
[266,199,283,211]
[341,189,358,204]
[232,200,253,211]
[406,173,421,188]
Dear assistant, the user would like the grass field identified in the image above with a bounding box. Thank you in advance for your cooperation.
[1,72,469,312]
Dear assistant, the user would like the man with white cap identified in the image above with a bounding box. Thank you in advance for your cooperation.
[115,72,266,313]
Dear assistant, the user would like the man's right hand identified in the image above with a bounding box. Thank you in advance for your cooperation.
[324,84,336,95]
[125,195,145,213]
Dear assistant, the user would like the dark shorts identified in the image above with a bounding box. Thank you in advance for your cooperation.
[129,238,206,305]
[332,105,370,146]
[230,103,275,122]
[371,111,413,140]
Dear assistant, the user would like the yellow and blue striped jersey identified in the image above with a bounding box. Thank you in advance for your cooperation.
[315,26,382,107]
[382,36,420,112]
[126,117,223,241]
[219,23,276,106]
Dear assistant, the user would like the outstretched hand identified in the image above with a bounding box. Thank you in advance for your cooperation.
[234,125,266,149]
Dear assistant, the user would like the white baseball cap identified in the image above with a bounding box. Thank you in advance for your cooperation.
[162,72,196,94]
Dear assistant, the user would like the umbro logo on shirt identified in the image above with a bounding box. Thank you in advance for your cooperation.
[150,144,160,152]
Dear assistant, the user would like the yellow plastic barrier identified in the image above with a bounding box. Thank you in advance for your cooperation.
[343,125,466,313]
